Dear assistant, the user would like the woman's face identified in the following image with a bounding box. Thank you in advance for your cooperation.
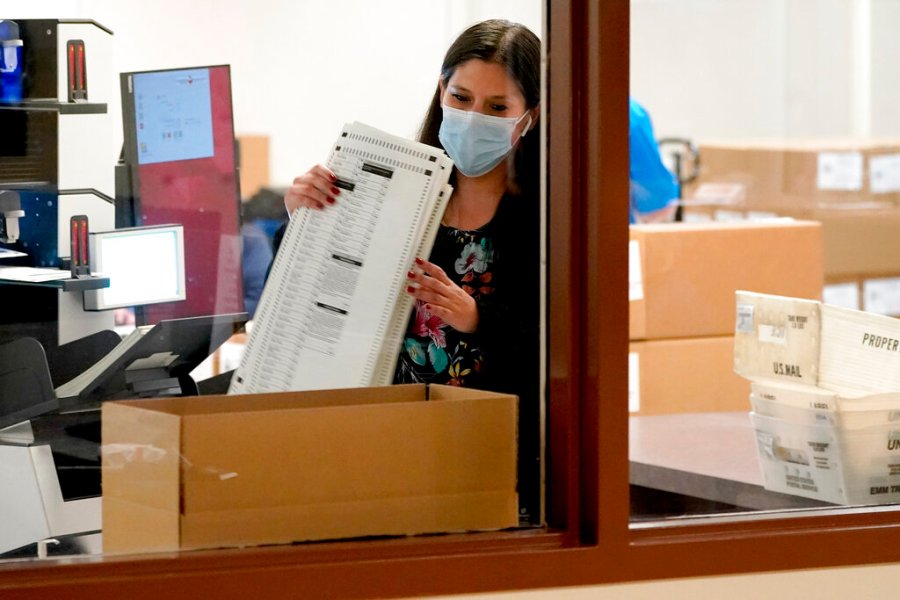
[440,59,535,139]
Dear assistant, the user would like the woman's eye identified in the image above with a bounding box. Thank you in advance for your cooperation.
[490,104,508,112]
[452,93,470,103]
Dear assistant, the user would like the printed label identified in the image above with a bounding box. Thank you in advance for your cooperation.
[628,240,643,301]
[823,282,860,310]
[735,303,754,333]
[869,153,900,194]
[860,332,900,352]
[817,151,864,191]
[690,182,746,205]
[713,209,746,222]
[863,277,900,316]
[759,324,787,345]
[788,314,809,330]
[772,361,802,377]
[628,352,640,413]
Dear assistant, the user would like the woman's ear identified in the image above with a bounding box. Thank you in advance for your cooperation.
[528,105,540,130]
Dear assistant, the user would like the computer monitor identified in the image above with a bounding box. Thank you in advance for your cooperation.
[83,224,186,311]
[119,65,244,324]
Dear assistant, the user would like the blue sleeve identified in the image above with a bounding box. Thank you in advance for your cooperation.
[629,99,679,222]
[241,222,274,318]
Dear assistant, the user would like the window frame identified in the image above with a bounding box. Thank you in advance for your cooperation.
[4,2,900,598]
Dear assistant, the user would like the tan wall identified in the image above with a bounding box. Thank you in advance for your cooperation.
[440,562,900,599]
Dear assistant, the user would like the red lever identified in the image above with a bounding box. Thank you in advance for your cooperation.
[79,45,85,90]
[68,44,76,91]
[80,220,87,265]
[71,219,79,265]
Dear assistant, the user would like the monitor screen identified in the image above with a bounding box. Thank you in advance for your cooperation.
[120,65,243,324]
[84,225,186,311]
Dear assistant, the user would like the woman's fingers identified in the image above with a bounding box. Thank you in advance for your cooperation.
[413,258,454,286]
[405,261,478,333]
[284,165,341,213]
[407,285,444,306]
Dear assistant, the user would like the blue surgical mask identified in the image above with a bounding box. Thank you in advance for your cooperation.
[438,105,532,177]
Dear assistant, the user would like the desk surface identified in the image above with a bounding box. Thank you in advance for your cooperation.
[630,412,833,512]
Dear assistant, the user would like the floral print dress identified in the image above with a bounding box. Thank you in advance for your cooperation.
[393,221,497,388]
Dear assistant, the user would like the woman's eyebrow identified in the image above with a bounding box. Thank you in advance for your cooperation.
[447,84,513,101]
[450,86,510,99]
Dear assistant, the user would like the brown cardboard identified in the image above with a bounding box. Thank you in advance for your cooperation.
[810,209,900,278]
[237,135,270,200]
[683,140,900,211]
[629,220,824,340]
[629,336,750,415]
[102,384,518,554]
[676,204,900,281]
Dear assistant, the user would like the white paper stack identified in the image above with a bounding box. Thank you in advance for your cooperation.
[734,291,900,504]
[229,122,453,395]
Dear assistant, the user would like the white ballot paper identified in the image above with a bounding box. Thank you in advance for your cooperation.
[229,122,453,394]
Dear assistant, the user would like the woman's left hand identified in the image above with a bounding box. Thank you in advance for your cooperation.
[406,258,478,333]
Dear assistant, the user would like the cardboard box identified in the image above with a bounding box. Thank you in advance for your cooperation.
[677,204,900,281]
[812,209,900,278]
[629,220,824,340]
[683,140,900,211]
[628,336,750,415]
[237,135,270,200]
[102,384,518,554]
[733,291,900,393]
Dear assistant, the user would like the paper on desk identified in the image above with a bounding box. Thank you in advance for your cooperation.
[228,122,453,394]
[0,266,70,282]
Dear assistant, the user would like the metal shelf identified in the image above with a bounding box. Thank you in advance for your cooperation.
[0,275,110,292]
[0,100,107,115]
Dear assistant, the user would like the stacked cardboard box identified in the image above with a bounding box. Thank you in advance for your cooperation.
[237,135,270,200]
[628,221,823,415]
[682,139,900,212]
[735,291,900,504]
[680,140,900,317]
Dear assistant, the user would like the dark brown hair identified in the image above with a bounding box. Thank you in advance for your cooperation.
[419,19,541,195]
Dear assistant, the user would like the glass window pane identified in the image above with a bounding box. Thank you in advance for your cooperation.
[629,0,900,523]
[0,1,546,564]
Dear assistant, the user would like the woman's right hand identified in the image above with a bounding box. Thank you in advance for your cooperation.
[283,164,341,215]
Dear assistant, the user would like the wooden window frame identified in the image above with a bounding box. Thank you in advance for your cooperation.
[4,2,900,598]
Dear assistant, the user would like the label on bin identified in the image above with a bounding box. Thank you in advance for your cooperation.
[758,324,787,345]
[736,303,754,334]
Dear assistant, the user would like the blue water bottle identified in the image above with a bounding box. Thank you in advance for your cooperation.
[0,20,23,103]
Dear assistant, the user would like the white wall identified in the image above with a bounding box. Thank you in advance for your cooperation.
[441,562,900,599]
[631,0,900,142]
[630,0,789,140]
[12,0,541,188]
[870,0,900,136]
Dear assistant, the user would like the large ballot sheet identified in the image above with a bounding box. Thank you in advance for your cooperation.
[229,122,453,394]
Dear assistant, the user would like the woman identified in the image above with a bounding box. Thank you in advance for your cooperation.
[282,19,542,525]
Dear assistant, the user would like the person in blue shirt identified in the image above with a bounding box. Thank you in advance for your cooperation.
[630,98,679,223]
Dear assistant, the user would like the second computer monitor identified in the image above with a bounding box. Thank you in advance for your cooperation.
[83,224,186,311]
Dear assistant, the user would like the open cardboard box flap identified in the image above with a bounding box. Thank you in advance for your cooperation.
[102,384,519,553]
